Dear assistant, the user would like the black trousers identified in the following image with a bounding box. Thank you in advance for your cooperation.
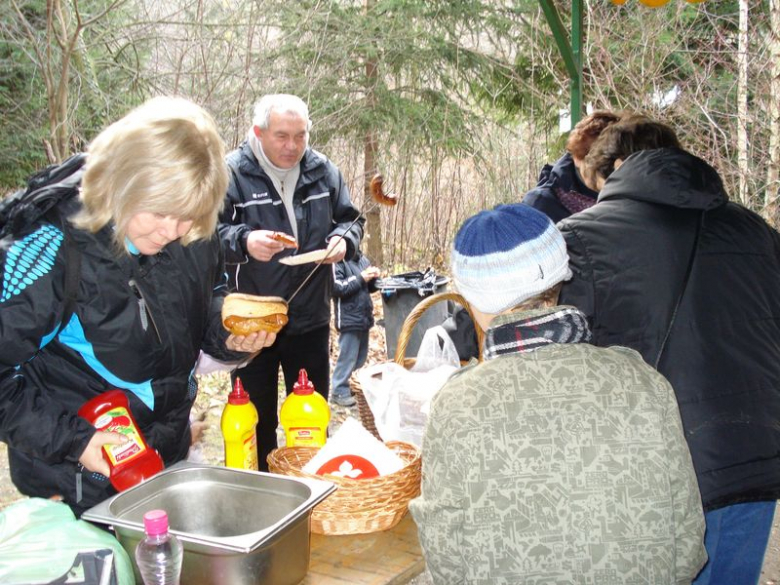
[232,325,330,471]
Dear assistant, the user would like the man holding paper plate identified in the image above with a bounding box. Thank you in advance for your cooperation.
[219,93,364,470]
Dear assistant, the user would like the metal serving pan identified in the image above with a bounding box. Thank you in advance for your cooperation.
[83,461,335,585]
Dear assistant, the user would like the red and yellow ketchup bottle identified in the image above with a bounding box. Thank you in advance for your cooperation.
[78,389,163,491]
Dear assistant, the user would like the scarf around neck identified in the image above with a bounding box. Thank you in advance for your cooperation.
[554,186,597,216]
[484,306,592,360]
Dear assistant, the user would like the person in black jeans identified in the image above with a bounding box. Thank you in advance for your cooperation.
[218,94,364,470]
[331,250,380,407]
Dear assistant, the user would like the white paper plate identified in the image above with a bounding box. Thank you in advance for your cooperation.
[278,248,331,266]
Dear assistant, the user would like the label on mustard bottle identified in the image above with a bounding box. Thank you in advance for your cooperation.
[287,427,326,446]
[243,432,258,470]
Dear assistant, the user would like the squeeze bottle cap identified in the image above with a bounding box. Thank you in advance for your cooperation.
[228,378,250,405]
[143,509,169,536]
[293,369,314,395]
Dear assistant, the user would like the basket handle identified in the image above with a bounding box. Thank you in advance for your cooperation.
[394,291,484,365]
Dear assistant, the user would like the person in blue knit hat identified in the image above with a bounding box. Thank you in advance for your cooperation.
[409,203,706,585]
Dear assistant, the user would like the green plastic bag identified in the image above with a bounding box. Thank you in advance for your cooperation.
[0,498,134,585]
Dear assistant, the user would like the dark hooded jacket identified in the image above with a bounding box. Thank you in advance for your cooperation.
[332,251,377,332]
[522,153,599,222]
[219,144,364,336]
[558,147,780,511]
[0,191,240,515]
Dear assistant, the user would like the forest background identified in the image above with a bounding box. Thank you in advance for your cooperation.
[1,0,776,271]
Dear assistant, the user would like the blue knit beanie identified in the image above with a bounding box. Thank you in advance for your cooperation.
[451,204,572,314]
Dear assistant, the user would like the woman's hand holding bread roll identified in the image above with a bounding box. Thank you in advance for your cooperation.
[222,294,288,352]
[225,329,276,353]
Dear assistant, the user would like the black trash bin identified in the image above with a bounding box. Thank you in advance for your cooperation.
[378,269,449,360]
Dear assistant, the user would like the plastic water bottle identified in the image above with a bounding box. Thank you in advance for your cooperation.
[135,509,183,585]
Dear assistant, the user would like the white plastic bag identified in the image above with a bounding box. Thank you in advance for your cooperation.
[411,326,460,372]
[357,327,459,447]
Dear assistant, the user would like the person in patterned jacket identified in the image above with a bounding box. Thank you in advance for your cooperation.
[409,204,706,585]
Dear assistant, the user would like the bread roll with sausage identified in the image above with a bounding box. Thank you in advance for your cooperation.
[222,294,289,335]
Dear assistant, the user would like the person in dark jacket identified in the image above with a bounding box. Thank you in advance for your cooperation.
[218,94,364,469]
[522,110,622,222]
[0,97,274,516]
[330,250,380,407]
[558,115,780,585]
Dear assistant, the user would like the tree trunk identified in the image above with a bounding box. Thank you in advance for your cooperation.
[766,0,780,223]
[737,0,750,206]
[363,129,382,265]
[50,0,79,161]
[362,0,383,265]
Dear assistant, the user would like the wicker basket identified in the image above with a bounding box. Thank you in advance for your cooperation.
[350,374,381,440]
[267,441,421,535]
[352,292,484,440]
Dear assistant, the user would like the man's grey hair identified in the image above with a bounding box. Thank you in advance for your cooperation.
[252,94,312,131]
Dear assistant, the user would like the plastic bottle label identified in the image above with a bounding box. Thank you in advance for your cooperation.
[243,432,258,470]
[287,427,326,446]
[93,407,146,465]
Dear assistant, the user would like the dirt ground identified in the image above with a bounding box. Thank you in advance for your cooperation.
[1,293,779,583]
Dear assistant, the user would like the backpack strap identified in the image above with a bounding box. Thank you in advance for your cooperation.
[58,220,81,332]
[35,204,82,334]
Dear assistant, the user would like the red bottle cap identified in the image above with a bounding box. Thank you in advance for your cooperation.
[293,369,314,395]
[143,509,169,536]
[228,378,250,405]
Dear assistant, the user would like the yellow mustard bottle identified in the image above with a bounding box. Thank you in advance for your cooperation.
[280,369,330,447]
[221,378,259,470]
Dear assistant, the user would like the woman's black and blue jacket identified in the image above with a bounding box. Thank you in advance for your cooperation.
[0,190,240,514]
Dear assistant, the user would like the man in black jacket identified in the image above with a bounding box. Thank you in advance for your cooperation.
[331,250,379,407]
[219,94,364,469]
[558,115,780,585]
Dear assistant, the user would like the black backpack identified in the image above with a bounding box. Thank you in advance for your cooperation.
[0,153,87,329]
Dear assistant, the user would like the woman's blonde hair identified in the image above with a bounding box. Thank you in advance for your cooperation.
[73,96,228,250]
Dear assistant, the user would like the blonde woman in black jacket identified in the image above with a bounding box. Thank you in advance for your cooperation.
[0,98,274,516]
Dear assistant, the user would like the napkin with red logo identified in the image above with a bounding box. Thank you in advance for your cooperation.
[301,417,405,479]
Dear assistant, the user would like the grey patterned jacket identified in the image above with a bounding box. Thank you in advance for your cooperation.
[410,321,706,584]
